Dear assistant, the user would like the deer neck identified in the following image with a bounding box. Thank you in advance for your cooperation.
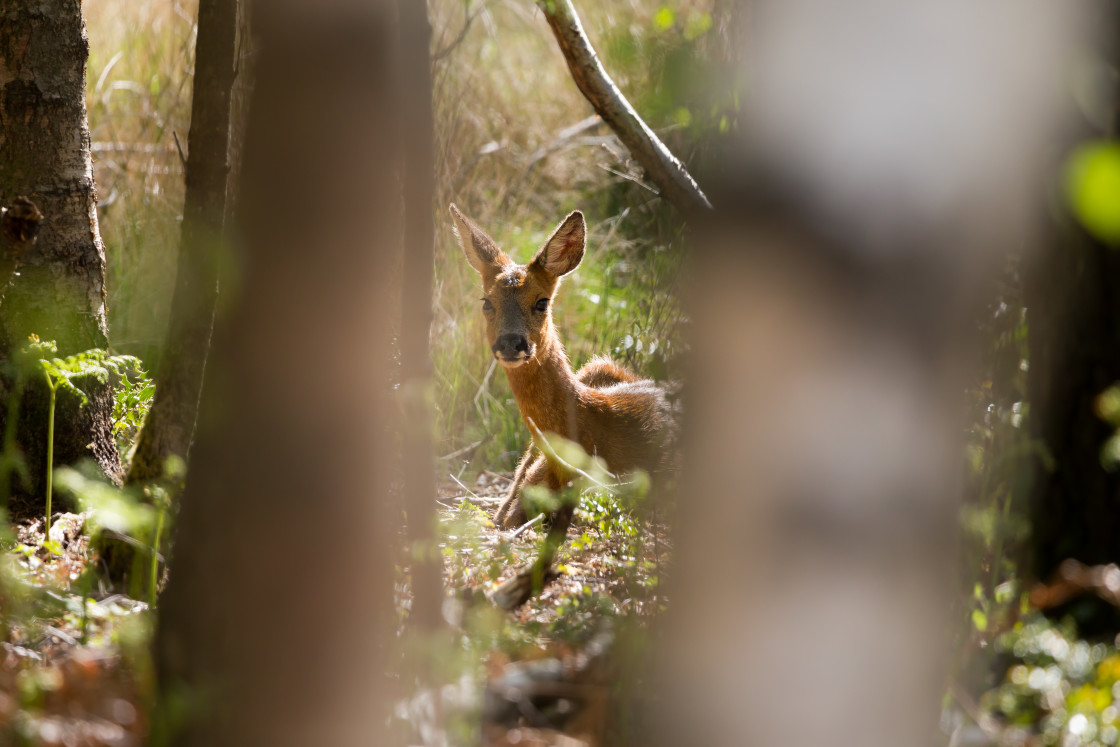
[503,323,581,439]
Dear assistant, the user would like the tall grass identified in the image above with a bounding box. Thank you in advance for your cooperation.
[86,0,198,372]
[85,0,705,476]
[430,0,704,474]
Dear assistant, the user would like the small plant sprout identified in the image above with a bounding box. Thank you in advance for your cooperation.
[29,335,146,546]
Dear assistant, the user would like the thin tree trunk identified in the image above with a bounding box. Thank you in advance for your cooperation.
[153,2,399,743]
[125,0,239,486]
[396,0,442,631]
[537,0,712,215]
[0,0,109,354]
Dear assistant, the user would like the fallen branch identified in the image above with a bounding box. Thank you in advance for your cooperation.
[509,513,545,539]
[537,0,712,215]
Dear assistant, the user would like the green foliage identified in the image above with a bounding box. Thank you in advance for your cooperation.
[32,341,147,413]
[86,2,196,368]
[1096,385,1120,469]
[55,468,156,540]
[110,361,154,457]
[982,614,1120,745]
[1065,140,1120,246]
[25,337,148,537]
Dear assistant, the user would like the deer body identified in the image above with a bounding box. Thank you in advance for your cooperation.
[449,204,675,528]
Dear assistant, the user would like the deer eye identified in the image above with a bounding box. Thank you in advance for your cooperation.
[481,298,494,312]
[534,298,550,312]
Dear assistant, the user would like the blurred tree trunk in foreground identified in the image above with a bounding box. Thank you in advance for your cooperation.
[1029,229,1120,580]
[396,0,443,632]
[1027,20,1120,603]
[651,1,1077,745]
[0,0,121,507]
[126,0,239,487]
[153,1,400,743]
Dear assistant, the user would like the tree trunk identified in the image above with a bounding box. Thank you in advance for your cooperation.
[0,198,43,298]
[396,0,442,631]
[1024,12,1120,631]
[0,0,109,354]
[125,0,239,486]
[153,2,399,743]
[649,1,1075,744]
[0,0,121,508]
[1028,229,1120,593]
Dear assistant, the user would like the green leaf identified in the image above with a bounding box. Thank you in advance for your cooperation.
[1065,140,1120,246]
[652,6,675,32]
[683,10,712,41]
[972,608,989,632]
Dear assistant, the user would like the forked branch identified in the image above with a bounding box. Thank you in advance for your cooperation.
[537,0,712,215]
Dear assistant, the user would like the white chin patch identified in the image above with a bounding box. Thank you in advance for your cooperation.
[498,358,527,369]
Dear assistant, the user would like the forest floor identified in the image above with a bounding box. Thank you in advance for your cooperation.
[0,472,669,746]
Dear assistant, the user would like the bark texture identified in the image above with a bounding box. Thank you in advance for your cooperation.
[537,0,712,215]
[0,197,42,301]
[0,2,121,504]
[125,0,239,486]
[396,0,442,631]
[1028,229,1120,581]
[0,0,109,354]
[154,2,399,743]
[1024,11,1120,629]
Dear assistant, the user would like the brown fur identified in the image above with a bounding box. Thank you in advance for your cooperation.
[449,204,675,528]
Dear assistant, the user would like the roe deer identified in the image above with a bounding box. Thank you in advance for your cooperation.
[449,204,676,530]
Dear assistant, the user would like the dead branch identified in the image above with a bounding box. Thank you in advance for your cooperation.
[536,0,712,215]
[1030,559,1120,610]
[432,0,481,62]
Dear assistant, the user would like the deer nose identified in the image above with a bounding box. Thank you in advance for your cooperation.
[493,333,529,358]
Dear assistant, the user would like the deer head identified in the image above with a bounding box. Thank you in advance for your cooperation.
[450,204,585,368]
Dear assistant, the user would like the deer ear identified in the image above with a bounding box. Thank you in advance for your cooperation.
[532,211,585,278]
[449,204,507,277]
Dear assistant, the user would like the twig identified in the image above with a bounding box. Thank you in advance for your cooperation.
[447,472,480,500]
[432,0,481,62]
[1030,559,1120,610]
[171,130,187,167]
[597,163,658,194]
[526,417,615,493]
[524,115,603,172]
[439,438,485,462]
[473,359,498,420]
[41,625,78,646]
[509,513,544,539]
